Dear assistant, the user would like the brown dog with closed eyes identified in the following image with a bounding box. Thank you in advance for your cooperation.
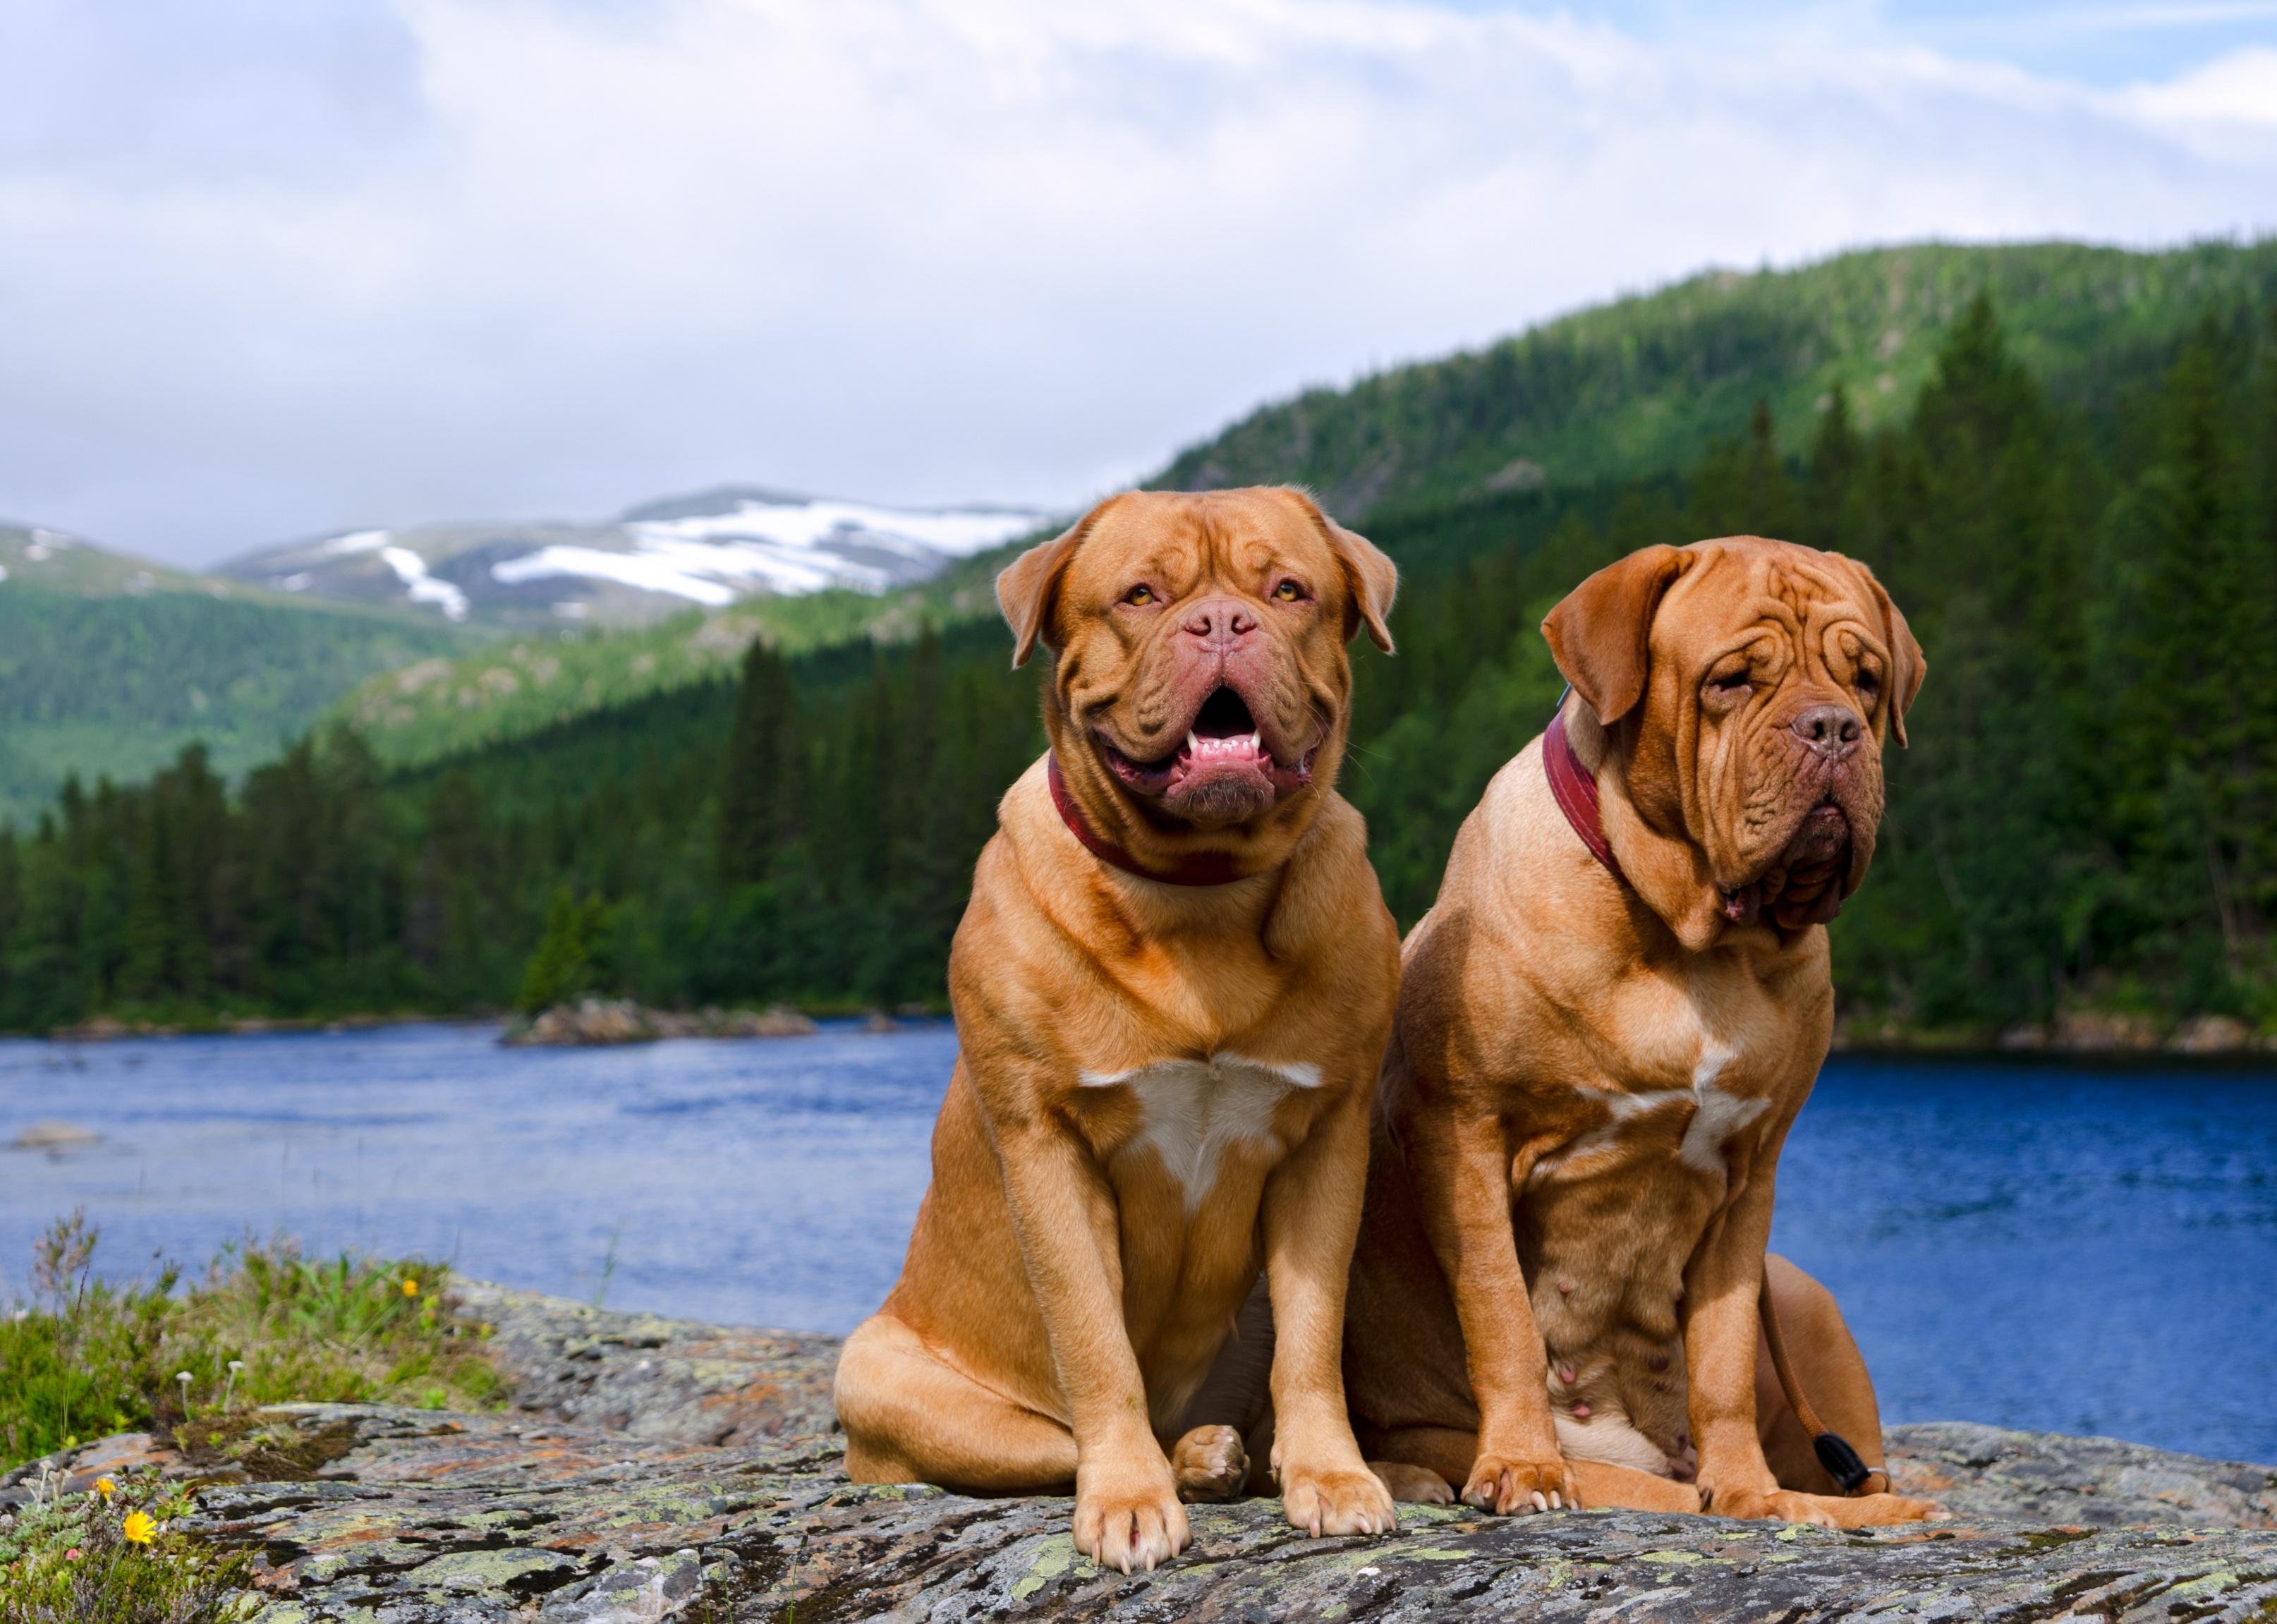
[1344,535,1943,1529]
[834,487,1403,1573]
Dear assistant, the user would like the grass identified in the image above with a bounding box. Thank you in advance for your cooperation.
[0,1213,509,1619]
[0,1468,255,1624]
[0,1211,506,1474]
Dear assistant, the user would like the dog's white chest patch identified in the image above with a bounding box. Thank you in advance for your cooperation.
[1677,1038,1768,1173]
[1534,1038,1769,1183]
[1081,1055,1320,1209]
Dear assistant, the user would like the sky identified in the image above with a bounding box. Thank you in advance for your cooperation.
[1,0,2273,567]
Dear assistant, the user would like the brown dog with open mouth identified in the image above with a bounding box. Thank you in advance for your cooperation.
[834,487,1404,1572]
[1343,535,1942,1529]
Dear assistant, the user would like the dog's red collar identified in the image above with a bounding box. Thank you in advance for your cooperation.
[1543,708,1628,888]
[1046,754,1246,887]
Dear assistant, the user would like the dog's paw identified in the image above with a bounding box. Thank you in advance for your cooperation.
[1462,1453,1581,1515]
[1369,1460,1455,1505]
[1073,1462,1190,1573]
[1701,1484,1836,1527]
[1282,1462,1399,1537]
[1826,1491,1945,1527]
[1170,1424,1248,1504]
[1702,1486,1941,1528]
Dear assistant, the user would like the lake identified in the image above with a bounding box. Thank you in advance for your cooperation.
[3,1024,2272,1465]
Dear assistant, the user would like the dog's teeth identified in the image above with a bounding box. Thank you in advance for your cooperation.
[1248,732,1261,751]
[1187,731,1201,755]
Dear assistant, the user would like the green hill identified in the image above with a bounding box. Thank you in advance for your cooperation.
[332,239,2277,774]
[1153,238,2277,520]
[0,527,473,825]
[329,536,1033,771]
[6,242,2276,1038]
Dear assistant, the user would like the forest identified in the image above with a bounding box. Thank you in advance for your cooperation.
[1,295,2272,1038]
[0,583,466,828]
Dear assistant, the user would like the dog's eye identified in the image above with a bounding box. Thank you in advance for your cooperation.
[1122,585,1155,606]
[1708,670,1751,694]
[1855,668,1882,696]
[1273,579,1306,602]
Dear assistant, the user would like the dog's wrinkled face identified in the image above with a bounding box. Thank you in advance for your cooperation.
[1544,537,1924,938]
[998,487,1395,841]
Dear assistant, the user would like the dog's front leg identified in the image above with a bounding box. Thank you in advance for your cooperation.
[1683,1157,1942,1529]
[1261,1081,1397,1538]
[995,1115,1186,1572]
[1682,1153,1823,1525]
[1405,1105,1579,1514]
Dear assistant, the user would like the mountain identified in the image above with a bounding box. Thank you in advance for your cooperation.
[1153,238,2277,520]
[217,487,1053,631]
[326,512,1048,770]
[16,280,2277,1035]
[6,241,2276,1037]
[325,238,2277,775]
[13,237,2273,876]
[2,522,231,598]
[0,523,472,827]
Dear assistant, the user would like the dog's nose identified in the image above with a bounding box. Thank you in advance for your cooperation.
[1182,596,1258,650]
[1790,703,1864,758]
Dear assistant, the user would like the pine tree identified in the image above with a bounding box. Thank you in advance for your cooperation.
[516,887,609,1014]
[717,638,801,885]
[2111,316,2265,983]
[1804,385,1861,552]
[1686,399,1801,540]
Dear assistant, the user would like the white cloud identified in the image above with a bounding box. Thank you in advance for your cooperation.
[2124,43,2277,150]
[0,0,2272,565]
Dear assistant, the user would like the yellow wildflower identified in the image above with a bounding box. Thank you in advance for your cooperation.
[122,1511,157,1545]
[401,1278,419,1298]
[95,1477,116,1501]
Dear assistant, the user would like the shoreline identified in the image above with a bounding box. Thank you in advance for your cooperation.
[18,1005,2274,1062]
[20,998,952,1045]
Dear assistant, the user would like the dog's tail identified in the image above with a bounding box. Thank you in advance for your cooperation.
[1758,1282,1889,1496]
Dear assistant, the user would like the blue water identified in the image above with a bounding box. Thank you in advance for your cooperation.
[1,1026,2271,1464]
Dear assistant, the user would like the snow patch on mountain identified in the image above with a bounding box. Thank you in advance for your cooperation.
[631,496,1044,560]
[492,494,1041,603]
[217,490,1052,630]
[380,545,470,621]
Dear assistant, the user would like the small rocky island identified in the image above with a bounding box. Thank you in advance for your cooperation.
[504,1000,820,1046]
[6,1282,2273,1621]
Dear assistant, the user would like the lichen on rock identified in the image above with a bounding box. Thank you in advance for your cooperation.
[4,1283,2272,1620]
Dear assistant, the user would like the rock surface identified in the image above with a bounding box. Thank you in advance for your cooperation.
[6,1283,2274,1620]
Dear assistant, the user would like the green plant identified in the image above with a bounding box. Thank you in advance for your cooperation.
[0,1467,253,1623]
[592,1227,621,1310]
[160,1239,506,1424]
[0,1212,176,1468]
[1,1218,505,1475]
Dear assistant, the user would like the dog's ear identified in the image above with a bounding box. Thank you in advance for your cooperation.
[996,497,1117,667]
[1541,545,1693,725]
[1328,520,1399,653]
[1285,489,1397,652]
[1859,567,1926,748]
